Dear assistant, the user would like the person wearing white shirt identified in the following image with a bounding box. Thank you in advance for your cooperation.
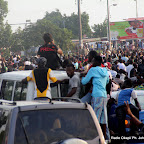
[117,59,126,71]
[121,56,129,63]
[109,66,117,79]
[126,60,134,78]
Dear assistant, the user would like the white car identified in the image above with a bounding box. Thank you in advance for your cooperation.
[0,70,72,101]
[0,99,106,144]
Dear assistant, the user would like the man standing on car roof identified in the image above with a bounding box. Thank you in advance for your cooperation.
[81,56,109,139]
[37,33,63,70]
[22,57,59,100]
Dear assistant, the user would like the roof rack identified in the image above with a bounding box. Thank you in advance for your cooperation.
[52,97,82,103]
[0,99,16,106]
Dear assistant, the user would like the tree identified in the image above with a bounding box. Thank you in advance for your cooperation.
[0,0,8,23]
[2,22,12,48]
[92,19,107,38]
[11,15,74,54]
[81,12,92,38]
[11,27,24,52]
[0,0,12,50]
[44,9,64,29]
[43,10,92,39]
[8,10,91,54]
[64,12,92,39]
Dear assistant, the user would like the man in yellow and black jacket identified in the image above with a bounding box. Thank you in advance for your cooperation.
[22,57,59,100]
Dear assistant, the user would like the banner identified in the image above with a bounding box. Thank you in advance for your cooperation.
[110,20,144,40]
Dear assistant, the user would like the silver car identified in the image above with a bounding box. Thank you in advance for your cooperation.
[0,99,105,144]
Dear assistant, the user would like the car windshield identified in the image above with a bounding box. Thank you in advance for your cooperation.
[14,109,98,144]
[0,109,10,144]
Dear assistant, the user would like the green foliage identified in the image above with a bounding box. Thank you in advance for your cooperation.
[44,9,64,28]
[0,0,8,23]
[0,22,12,48]
[11,28,24,52]
[0,1,12,51]
[64,13,78,38]
[64,12,92,39]
[0,7,106,55]
[0,8,12,57]
[81,12,92,38]
[92,19,107,38]
[11,11,78,53]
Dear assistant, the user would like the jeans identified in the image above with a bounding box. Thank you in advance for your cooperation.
[81,92,91,103]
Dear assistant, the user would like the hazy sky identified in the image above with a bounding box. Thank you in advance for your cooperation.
[5,0,144,31]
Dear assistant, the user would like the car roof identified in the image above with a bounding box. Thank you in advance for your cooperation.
[0,70,70,81]
[0,100,86,111]
[111,90,144,99]
[111,90,144,110]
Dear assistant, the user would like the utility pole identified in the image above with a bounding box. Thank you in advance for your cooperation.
[135,0,138,18]
[107,0,112,51]
[78,0,83,52]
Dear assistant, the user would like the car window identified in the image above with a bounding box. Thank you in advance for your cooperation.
[60,83,69,97]
[14,82,27,101]
[0,109,10,144]
[14,109,98,144]
[60,82,85,98]
[0,80,14,100]
[50,83,58,98]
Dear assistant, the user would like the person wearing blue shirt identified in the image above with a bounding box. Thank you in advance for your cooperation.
[98,43,102,49]
[115,79,141,136]
[81,56,109,138]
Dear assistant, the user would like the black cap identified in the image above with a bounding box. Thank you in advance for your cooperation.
[37,57,47,67]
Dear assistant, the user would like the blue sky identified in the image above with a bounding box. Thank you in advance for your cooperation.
[5,0,144,31]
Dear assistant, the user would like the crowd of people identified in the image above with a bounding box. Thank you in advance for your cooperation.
[1,32,144,143]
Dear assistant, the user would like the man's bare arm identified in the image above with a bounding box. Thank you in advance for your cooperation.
[51,40,63,55]
[66,87,77,97]
[124,101,142,127]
